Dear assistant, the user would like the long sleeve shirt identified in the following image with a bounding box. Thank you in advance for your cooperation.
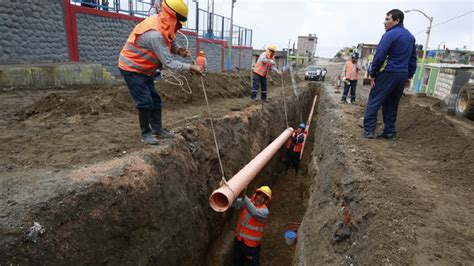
[257,52,278,72]
[233,196,269,223]
[369,24,417,78]
[137,30,190,71]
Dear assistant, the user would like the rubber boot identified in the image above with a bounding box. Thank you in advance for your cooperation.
[139,110,158,145]
[150,109,173,138]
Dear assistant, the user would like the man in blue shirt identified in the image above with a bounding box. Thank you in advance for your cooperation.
[363,9,417,140]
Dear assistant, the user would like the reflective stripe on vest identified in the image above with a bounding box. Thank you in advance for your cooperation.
[118,17,163,75]
[344,61,359,80]
[253,52,272,77]
[235,204,267,247]
[239,212,265,232]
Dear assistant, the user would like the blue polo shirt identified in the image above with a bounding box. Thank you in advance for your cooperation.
[369,24,417,78]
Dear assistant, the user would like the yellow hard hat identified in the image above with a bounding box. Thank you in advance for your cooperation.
[267,44,277,52]
[164,0,188,25]
[256,186,272,199]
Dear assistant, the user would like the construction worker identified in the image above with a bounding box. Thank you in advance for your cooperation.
[195,50,207,72]
[118,0,202,145]
[284,123,306,175]
[251,44,282,102]
[340,53,361,104]
[233,186,272,266]
[321,67,327,81]
[363,9,417,139]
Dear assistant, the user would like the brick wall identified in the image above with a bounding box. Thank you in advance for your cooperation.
[0,0,69,64]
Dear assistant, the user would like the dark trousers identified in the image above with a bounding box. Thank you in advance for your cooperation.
[284,149,301,173]
[342,80,357,102]
[363,72,407,135]
[120,68,161,112]
[251,74,267,100]
[234,238,261,266]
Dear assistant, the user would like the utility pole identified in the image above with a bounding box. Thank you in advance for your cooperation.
[405,9,433,94]
[227,0,236,70]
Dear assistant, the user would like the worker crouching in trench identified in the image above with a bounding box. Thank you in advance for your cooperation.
[284,123,307,176]
[232,186,272,266]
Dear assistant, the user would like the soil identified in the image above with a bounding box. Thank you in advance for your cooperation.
[295,59,474,265]
[1,60,473,265]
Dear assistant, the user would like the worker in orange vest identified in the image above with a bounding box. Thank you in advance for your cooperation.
[195,50,207,72]
[251,44,282,102]
[284,123,306,175]
[340,53,361,104]
[233,186,272,266]
[118,0,202,145]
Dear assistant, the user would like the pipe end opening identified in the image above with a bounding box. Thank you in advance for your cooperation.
[209,192,230,212]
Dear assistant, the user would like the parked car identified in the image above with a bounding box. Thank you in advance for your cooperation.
[305,66,322,81]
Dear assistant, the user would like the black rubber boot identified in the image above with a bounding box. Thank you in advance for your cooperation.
[139,109,158,145]
[150,109,173,139]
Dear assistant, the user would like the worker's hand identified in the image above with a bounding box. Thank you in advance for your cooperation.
[404,79,411,88]
[190,65,203,75]
[269,59,276,65]
[178,48,191,58]
[277,70,283,75]
[371,78,376,88]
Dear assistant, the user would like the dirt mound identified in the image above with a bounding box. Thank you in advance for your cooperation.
[295,83,474,265]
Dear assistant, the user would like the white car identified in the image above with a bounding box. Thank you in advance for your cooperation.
[305,66,322,81]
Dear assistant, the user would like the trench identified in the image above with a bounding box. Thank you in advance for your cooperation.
[0,78,320,265]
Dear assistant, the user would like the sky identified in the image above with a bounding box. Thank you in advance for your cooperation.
[185,0,474,58]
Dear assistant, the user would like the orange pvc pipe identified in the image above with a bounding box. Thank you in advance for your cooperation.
[300,95,318,159]
[209,127,294,212]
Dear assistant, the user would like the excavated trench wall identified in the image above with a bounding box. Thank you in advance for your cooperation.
[0,84,317,264]
[295,83,369,265]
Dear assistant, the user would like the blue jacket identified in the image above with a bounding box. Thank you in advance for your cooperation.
[369,24,417,78]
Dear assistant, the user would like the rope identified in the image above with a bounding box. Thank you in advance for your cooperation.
[281,74,289,128]
[178,31,227,183]
[160,69,193,94]
[200,76,227,183]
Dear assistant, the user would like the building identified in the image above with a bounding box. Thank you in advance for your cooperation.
[410,63,474,113]
[356,43,378,69]
[297,34,318,58]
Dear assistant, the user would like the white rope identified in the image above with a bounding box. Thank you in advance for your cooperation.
[178,31,227,183]
[281,74,289,128]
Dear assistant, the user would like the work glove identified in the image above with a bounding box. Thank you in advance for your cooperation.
[190,65,204,75]
[178,48,191,58]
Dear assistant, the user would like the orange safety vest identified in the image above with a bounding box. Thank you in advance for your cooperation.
[118,6,177,76]
[344,61,359,80]
[196,55,206,70]
[253,51,273,78]
[235,201,268,247]
[286,131,305,152]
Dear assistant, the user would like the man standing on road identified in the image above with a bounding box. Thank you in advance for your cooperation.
[118,0,202,145]
[363,9,417,139]
[340,53,360,104]
[251,44,282,102]
[233,186,272,266]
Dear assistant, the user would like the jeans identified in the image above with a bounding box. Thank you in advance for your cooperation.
[233,238,261,266]
[120,68,161,112]
[364,72,407,135]
[342,80,357,102]
[251,74,267,100]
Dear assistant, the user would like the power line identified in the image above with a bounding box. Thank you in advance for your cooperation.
[413,10,474,36]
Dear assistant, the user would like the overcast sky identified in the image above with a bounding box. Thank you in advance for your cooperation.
[193,0,473,58]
